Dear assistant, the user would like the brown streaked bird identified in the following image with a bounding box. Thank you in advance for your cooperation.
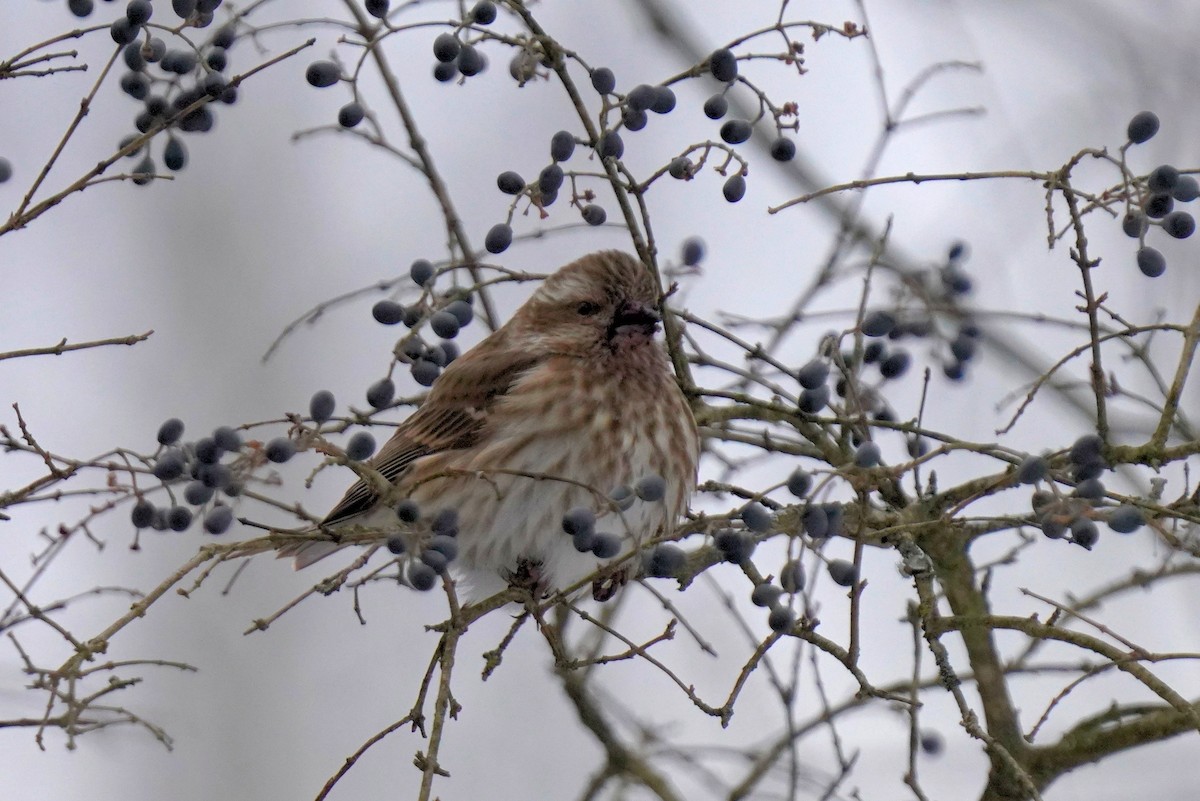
[279,251,699,599]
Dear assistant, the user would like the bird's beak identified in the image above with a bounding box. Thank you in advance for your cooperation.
[611,300,661,338]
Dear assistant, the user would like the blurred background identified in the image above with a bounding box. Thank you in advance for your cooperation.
[2,1,1198,799]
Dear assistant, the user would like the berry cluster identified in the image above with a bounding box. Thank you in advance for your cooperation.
[560,474,669,561]
[369,259,468,389]
[133,416,247,535]
[1121,112,1197,277]
[100,1,238,183]
[1018,434,1146,549]
[382,501,460,591]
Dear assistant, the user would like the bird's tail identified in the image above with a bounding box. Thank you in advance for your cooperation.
[274,538,346,570]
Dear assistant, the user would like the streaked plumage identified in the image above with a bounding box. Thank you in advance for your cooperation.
[280,251,699,598]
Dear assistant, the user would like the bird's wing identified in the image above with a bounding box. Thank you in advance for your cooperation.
[320,340,539,526]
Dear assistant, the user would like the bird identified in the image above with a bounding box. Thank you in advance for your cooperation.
[279,250,700,600]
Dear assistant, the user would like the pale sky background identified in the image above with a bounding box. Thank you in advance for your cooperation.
[2,1,1199,800]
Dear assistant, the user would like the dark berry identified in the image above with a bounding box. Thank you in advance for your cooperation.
[338,101,365,128]
[740,502,772,533]
[598,130,624,159]
[1107,505,1144,533]
[798,384,830,413]
[880,350,912,379]
[621,107,648,131]
[709,48,738,82]
[571,528,597,553]
[365,0,389,18]
[411,359,441,386]
[497,171,524,194]
[131,500,156,528]
[157,417,185,445]
[396,498,421,522]
[485,223,512,254]
[124,42,146,71]
[715,529,756,563]
[428,534,459,562]
[703,94,728,119]
[1164,211,1195,239]
[163,136,187,171]
[770,137,796,162]
[1072,478,1106,500]
[920,731,944,755]
[635,474,666,502]
[386,535,406,555]
[470,0,497,24]
[539,163,564,193]
[1144,193,1173,219]
[802,505,828,538]
[309,388,338,422]
[444,299,473,326]
[590,67,616,95]
[550,130,575,162]
[1172,175,1199,202]
[1137,247,1167,277]
[779,559,806,593]
[562,507,596,536]
[345,431,376,461]
[172,0,197,17]
[723,174,746,202]
[401,261,432,289]
[797,359,828,390]
[786,468,811,498]
[110,17,140,45]
[205,48,227,72]
[306,61,340,88]
[432,32,460,63]
[120,72,149,99]
[627,84,656,112]
[681,237,705,266]
[581,205,607,226]
[407,562,438,590]
[432,508,459,536]
[412,547,445,575]
[646,542,686,577]
[213,426,241,452]
[68,0,94,17]
[153,449,187,481]
[1016,455,1047,485]
[372,300,406,325]
[1126,111,1159,144]
[853,441,881,468]
[1148,164,1180,193]
[265,438,295,463]
[751,582,783,608]
[433,61,459,82]
[1070,518,1098,549]
[720,119,752,144]
[861,310,896,337]
[591,532,622,559]
[204,505,234,534]
[768,605,796,632]
[1068,434,1103,466]
[668,157,692,179]
[184,481,214,506]
[649,86,676,114]
[212,25,236,49]
[167,506,193,531]
[610,485,635,511]
[366,378,395,409]
[827,559,858,587]
[430,310,461,339]
[456,45,485,76]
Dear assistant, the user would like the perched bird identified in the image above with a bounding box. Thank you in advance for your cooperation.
[280,251,699,599]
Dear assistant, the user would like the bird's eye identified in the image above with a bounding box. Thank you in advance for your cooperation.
[576,301,602,316]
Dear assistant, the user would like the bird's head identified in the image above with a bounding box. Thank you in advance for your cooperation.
[513,251,664,356]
